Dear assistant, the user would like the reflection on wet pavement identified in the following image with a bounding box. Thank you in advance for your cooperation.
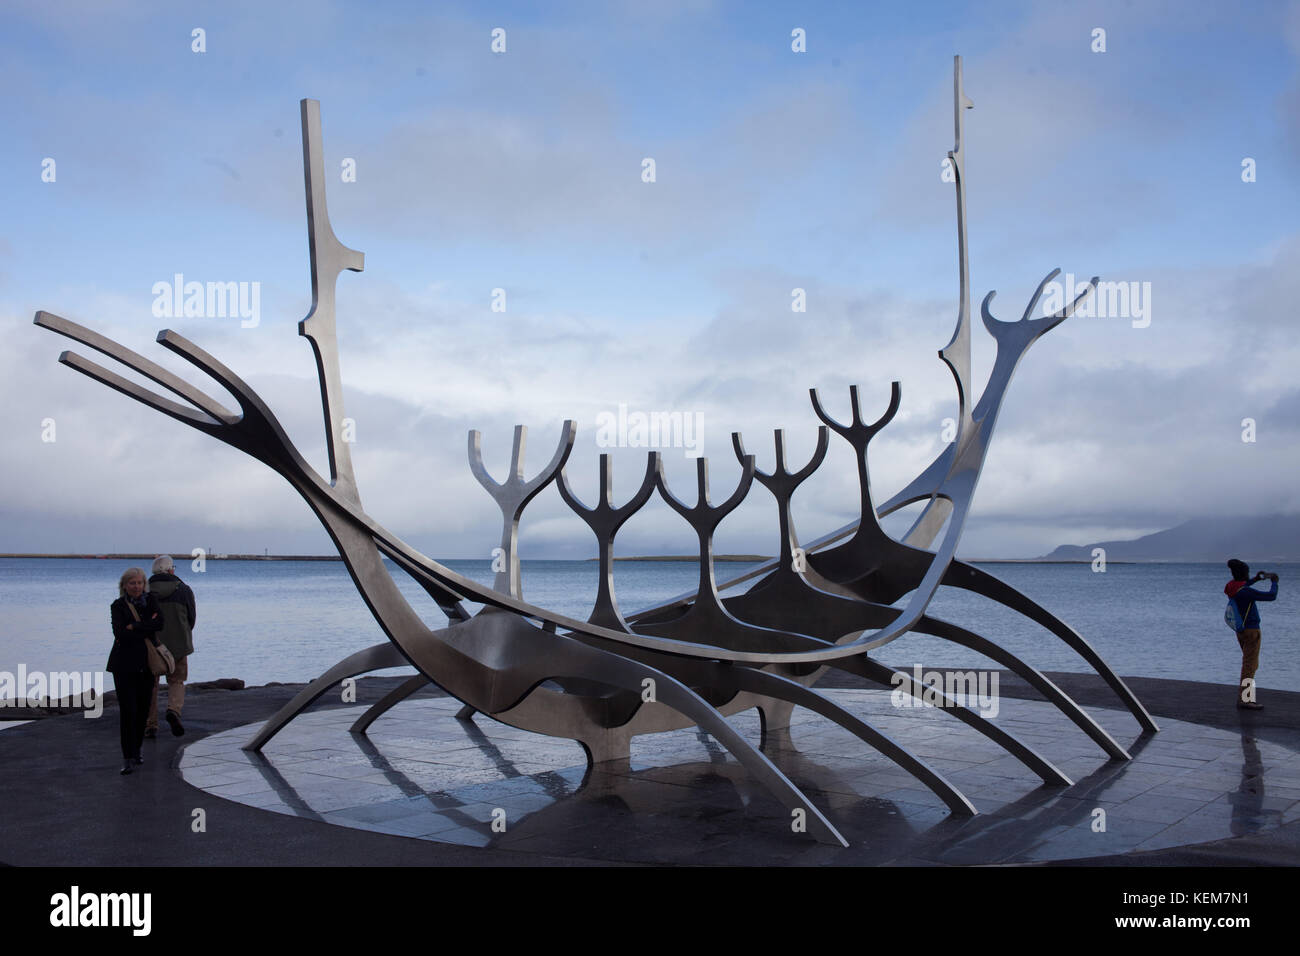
[176,690,1300,864]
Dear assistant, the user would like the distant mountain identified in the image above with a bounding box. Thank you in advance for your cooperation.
[1042,515,1300,562]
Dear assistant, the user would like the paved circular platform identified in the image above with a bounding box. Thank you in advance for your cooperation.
[175,689,1300,864]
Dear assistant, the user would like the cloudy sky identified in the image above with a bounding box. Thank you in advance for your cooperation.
[2,0,1298,561]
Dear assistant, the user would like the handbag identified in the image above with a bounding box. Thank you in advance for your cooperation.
[126,601,176,676]
[147,640,177,677]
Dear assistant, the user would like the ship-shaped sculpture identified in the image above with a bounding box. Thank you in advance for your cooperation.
[37,57,1157,847]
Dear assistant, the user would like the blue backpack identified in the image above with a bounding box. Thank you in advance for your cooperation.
[1224,595,1254,632]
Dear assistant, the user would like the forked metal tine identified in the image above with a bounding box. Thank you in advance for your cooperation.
[558,452,657,520]
[35,311,235,423]
[733,427,829,488]
[1054,276,1099,321]
[155,329,272,424]
[469,422,576,497]
[809,385,900,443]
[656,455,754,522]
[467,429,498,492]
[57,352,223,433]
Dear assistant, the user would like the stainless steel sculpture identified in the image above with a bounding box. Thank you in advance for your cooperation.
[37,58,1156,848]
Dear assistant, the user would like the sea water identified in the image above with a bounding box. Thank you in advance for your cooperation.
[0,557,1294,695]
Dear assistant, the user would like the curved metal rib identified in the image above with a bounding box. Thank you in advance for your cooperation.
[943,560,1159,733]
[349,673,433,735]
[665,656,976,815]
[244,642,407,751]
[712,574,1081,782]
[911,615,1130,760]
[525,632,850,846]
[568,618,986,812]
[852,656,1071,787]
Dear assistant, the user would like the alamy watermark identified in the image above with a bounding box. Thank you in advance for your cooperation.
[50,886,150,936]
[1041,272,1151,328]
[890,665,1000,718]
[595,403,703,457]
[152,273,261,328]
[0,666,104,717]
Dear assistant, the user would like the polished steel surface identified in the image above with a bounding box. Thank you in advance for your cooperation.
[469,423,576,599]
[298,99,366,507]
[556,453,659,632]
[36,59,1156,846]
[178,691,1296,864]
[247,642,407,752]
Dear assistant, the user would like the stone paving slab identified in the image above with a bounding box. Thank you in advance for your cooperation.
[2,671,1299,866]
[174,688,1300,865]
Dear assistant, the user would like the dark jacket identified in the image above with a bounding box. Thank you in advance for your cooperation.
[148,572,196,658]
[108,594,164,673]
[1225,578,1278,630]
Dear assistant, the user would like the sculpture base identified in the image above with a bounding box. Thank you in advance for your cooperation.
[177,690,1300,864]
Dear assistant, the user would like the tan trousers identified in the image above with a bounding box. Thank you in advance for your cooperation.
[1236,628,1261,701]
[146,655,188,729]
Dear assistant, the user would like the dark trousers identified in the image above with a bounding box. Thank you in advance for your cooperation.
[1237,628,1262,700]
[113,669,153,760]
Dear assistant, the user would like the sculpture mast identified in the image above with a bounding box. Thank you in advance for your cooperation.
[298,99,366,505]
[939,54,976,439]
[901,56,973,549]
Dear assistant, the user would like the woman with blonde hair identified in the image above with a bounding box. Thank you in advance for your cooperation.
[108,567,164,774]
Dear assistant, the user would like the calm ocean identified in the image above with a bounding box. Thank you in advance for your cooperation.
[1,557,1295,696]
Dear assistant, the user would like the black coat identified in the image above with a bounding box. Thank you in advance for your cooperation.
[108,595,164,673]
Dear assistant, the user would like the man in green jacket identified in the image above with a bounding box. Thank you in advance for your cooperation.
[145,555,196,737]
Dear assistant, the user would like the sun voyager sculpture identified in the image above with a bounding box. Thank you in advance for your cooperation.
[38,57,1157,847]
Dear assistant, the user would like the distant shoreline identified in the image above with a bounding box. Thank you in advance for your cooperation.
[609,555,770,563]
[607,556,1135,564]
